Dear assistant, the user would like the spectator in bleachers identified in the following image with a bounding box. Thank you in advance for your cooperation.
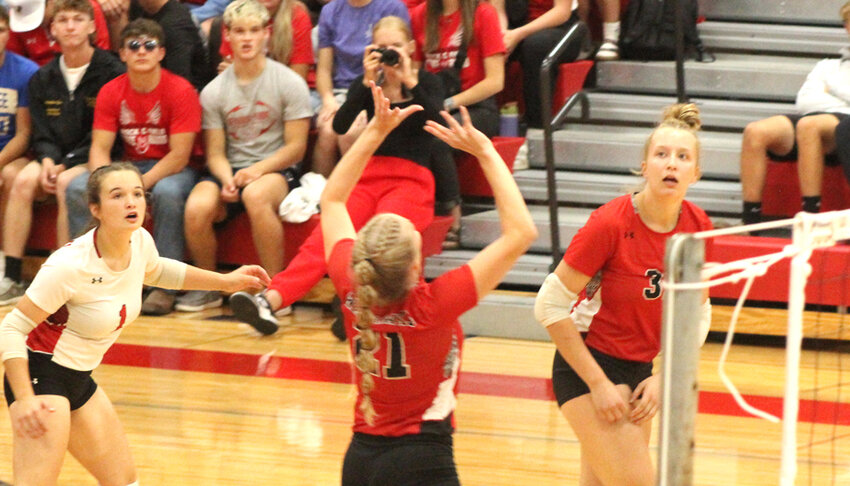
[494,0,586,129]
[65,19,201,314]
[99,0,209,89]
[188,0,230,33]
[177,0,310,312]
[740,3,850,228]
[7,0,110,65]
[410,0,505,137]
[578,0,619,61]
[311,0,408,176]
[229,16,443,335]
[209,0,313,80]
[0,0,123,305]
[0,5,38,247]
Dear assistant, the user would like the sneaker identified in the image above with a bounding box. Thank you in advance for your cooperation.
[595,40,619,61]
[175,290,223,312]
[275,305,293,317]
[0,278,25,306]
[141,289,176,315]
[230,291,279,335]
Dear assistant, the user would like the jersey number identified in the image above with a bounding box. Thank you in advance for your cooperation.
[356,332,411,379]
[115,304,127,331]
[643,269,662,300]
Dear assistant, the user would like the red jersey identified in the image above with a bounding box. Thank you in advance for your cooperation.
[564,195,712,362]
[93,69,201,161]
[411,1,505,91]
[7,0,110,66]
[219,4,314,66]
[328,239,478,437]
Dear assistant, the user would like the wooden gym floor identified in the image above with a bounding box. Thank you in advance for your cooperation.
[0,304,847,485]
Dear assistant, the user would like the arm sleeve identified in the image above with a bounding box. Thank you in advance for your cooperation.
[200,82,225,130]
[424,264,478,323]
[474,3,507,58]
[796,59,848,114]
[92,83,119,133]
[168,81,203,134]
[161,13,205,84]
[140,229,188,289]
[562,206,616,278]
[0,309,38,362]
[25,260,78,316]
[288,6,315,66]
[410,72,444,123]
[90,0,111,49]
[327,238,355,298]
[281,72,312,121]
[16,63,38,108]
[28,75,64,163]
[333,76,370,134]
[317,6,336,50]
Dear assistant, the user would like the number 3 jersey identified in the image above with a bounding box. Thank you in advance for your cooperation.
[22,227,162,371]
[328,238,478,437]
[563,194,712,363]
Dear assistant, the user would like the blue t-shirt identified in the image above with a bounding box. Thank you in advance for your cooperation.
[0,51,38,149]
[318,0,409,89]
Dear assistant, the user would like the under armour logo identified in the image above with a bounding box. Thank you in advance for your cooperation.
[32,378,38,385]
[624,232,635,239]
[92,277,103,284]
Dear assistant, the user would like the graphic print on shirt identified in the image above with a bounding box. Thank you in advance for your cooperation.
[643,268,662,300]
[0,88,18,137]
[425,28,467,71]
[226,101,276,141]
[115,304,127,331]
[119,100,167,154]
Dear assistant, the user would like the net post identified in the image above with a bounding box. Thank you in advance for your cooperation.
[658,233,705,486]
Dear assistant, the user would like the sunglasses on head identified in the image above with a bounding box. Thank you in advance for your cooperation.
[125,39,160,52]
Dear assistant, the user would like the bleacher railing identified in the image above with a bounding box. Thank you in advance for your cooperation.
[540,21,590,270]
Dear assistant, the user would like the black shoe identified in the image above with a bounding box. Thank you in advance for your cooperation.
[330,295,346,342]
[230,291,279,335]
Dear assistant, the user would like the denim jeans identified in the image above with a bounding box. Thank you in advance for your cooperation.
[66,160,198,261]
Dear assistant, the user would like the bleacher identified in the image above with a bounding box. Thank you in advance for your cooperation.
[425,0,850,340]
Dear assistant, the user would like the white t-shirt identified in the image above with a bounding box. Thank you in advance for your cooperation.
[23,227,161,370]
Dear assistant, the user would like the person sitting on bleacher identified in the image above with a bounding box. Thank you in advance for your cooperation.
[7,0,110,65]
[740,1,850,228]
[311,0,409,176]
[65,19,201,315]
[0,0,123,306]
[208,0,313,81]
[229,16,443,336]
[177,0,311,312]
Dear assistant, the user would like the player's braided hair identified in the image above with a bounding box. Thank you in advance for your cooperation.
[350,213,417,425]
[642,103,702,167]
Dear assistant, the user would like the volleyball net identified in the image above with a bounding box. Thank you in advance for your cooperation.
[660,210,850,486]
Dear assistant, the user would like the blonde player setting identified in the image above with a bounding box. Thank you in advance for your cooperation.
[0,162,271,486]
[534,104,713,485]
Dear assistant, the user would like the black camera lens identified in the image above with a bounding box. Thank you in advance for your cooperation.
[380,49,400,66]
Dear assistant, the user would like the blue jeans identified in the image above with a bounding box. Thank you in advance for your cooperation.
[66,160,198,261]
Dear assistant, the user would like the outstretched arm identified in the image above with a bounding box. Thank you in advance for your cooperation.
[321,83,424,261]
[424,107,537,299]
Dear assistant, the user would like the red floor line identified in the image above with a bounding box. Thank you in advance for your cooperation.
[103,343,850,425]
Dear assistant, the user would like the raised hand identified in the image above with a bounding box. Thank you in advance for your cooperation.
[424,106,494,158]
[367,81,423,134]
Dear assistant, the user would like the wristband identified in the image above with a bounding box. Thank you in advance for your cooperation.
[443,97,457,112]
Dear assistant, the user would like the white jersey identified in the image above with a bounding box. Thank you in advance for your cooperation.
[23,227,161,371]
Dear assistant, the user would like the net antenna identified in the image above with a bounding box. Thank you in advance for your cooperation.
[657,209,850,486]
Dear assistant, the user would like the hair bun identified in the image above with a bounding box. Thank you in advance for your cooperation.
[662,103,701,131]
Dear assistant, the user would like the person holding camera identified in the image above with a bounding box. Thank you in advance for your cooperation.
[230,16,446,336]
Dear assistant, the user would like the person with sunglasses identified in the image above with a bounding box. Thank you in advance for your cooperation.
[64,18,202,315]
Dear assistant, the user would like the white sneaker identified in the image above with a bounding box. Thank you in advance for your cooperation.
[275,305,293,317]
[596,41,620,61]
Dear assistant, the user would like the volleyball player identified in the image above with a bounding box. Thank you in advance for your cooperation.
[534,104,713,486]
[322,83,536,485]
[0,163,270,485]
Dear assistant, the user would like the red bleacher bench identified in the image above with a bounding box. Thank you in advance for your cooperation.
[499,60,595,118]
[455,136,525,197]
[28,203,453,265]
[762,162,850,217]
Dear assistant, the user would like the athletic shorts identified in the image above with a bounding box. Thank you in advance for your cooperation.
[767,112,849,166]
[552,345,652,407]
[342,432,459,486]
[200,167,300,226]
[4,350,98,411]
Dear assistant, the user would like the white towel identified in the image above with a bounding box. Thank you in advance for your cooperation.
[278,172,327,223]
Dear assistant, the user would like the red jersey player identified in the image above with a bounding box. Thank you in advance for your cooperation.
[534,104,713,486]
[321,83,536,485]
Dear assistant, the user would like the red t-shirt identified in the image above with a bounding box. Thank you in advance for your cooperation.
[563,195,713,363]
[219,4,314,66]
[93,70,201,161]
[328,238,478,437]
[411,1,505,91]
[7,0,110,66]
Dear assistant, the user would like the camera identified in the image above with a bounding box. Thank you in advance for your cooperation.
[371,47,400,67]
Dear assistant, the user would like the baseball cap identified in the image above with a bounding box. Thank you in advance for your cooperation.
[6,0,45,32]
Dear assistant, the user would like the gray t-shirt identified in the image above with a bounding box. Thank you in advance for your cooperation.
[201,59,312,169]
